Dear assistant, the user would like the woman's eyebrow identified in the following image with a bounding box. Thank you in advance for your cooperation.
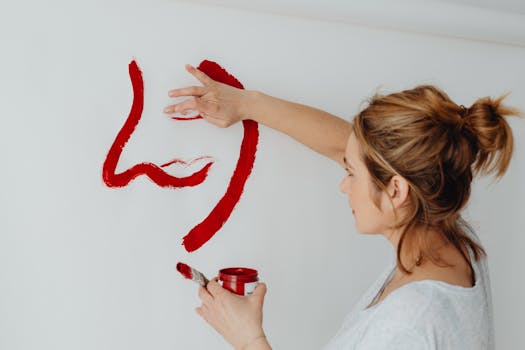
[343,156,354,169]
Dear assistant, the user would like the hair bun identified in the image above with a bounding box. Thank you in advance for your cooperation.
[464,93,523,178]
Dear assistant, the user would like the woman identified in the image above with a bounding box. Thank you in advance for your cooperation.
[164,64,523,350]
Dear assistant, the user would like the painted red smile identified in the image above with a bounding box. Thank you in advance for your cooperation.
[159,156,216,180]
[160,156,215,169]
[102,60,259,252]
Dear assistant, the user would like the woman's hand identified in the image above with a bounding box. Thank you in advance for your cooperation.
[164,64,253,128]
[196,278,269,350]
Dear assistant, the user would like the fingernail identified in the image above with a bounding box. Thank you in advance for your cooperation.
[163,107,171,113]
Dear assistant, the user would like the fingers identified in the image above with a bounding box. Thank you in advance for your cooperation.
[195,279,226,324]
[198,285,213,305]
[195,304,210,323]
[206,279,226,297]
[185,64,213,85]
[163,99,230,127]
[164,97,203,115]
[168,86,206,98]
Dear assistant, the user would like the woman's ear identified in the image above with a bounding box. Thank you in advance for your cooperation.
[387,175,410,209]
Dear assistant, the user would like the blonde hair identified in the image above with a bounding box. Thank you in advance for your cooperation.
[352,85,523,274]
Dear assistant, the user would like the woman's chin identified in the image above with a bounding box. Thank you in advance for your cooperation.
[355,227,379,236]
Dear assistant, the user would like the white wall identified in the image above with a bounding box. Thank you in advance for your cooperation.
[1,1,524,349]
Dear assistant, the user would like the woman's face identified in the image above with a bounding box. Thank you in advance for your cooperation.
[339,132,391,235]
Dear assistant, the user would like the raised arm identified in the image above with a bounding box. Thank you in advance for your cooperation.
[243,91,352,166]
[165,64,352,168]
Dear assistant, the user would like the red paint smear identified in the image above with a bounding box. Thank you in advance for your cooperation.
[160,156,214,169]
[176,262,193,279]
[181,60,259,252]
[102,61,213,188]
[171,116,203,121]
[102,59,259,252]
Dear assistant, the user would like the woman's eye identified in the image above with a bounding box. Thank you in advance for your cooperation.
[347,172,353,177]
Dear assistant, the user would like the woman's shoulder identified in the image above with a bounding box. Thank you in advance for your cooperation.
[369,282,436,319]
[369,276,484,326]
[360,279,491,348]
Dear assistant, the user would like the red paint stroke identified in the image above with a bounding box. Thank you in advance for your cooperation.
[171,116,202,121]
[160,155,214,168]
[102,59,259,252]
[102,61,213,188]
[176,262,193,279]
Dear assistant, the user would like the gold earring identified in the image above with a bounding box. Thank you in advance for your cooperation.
[415,255,423,266]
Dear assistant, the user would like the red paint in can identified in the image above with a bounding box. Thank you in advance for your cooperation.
[219,267,259,296]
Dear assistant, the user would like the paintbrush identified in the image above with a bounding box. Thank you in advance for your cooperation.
[176,262,209,287]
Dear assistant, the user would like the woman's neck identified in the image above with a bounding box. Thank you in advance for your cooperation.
[385,226,451,274]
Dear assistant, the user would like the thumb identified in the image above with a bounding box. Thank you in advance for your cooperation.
[252,282,267,299]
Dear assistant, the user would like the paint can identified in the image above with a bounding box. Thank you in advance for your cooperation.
[219,267,259,296]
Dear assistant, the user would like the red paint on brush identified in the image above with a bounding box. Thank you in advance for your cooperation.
[102,59,259,252]
[176,262,193,279]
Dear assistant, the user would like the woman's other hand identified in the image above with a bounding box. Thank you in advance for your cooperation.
[196,277,269,350]
[165,64,254,128]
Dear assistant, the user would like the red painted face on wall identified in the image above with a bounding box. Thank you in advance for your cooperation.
[102,60,259,252]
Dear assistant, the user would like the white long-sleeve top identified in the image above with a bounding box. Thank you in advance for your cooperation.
[323,230,494,349]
